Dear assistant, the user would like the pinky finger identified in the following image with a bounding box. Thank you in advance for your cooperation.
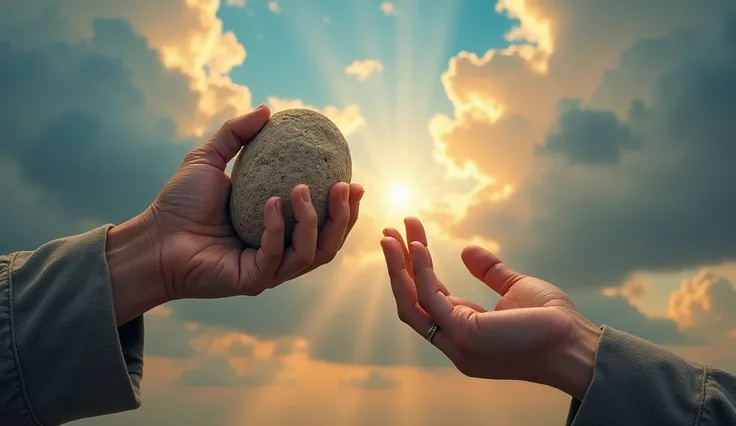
[338,183,364,250]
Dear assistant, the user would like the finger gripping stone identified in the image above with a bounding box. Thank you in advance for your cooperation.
[229,108,353,249]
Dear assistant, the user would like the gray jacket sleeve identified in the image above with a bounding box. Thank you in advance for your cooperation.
[566,326,736,426]
[0,225,144,426]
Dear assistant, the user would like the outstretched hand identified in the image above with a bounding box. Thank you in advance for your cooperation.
[381,217,602,400]
[139,105,363,300]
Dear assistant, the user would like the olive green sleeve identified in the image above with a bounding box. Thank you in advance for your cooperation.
[0,226,144,425]
[566,326,736,426]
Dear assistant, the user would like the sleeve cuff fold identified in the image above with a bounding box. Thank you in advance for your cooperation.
[6,226,144,425]
[566,326,704,426]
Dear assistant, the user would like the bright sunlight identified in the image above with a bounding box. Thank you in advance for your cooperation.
[387,182,411,211]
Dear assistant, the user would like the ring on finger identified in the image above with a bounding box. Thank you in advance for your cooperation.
[425,321,440,343]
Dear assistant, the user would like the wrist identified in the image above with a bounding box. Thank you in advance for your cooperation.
[547,311,602,400]
[106,211,169,326]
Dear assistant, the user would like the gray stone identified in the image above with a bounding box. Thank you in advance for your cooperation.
[229,108,352,249]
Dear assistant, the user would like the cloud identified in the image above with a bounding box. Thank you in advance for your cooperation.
[171,328,303,387]
[570,289,691,345]
[431,0,735,189]
[535,99,641,164]
[174,356,285,387]
[0,158,93,253]
[341,371,399,390]
[435,2,736,291]
[1,0,256,137]
[344,59,384,82]
[667,271,736,342]
[226,0,246,7]
[380,2,399,16]
[0,17,194,248]
[144,307,196,358]
[268,1,281,13]
[602,276,649,301]
[267,96,367,137]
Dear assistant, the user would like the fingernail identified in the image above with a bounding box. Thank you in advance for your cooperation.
[301,186,311,203]
[357,185,365,201]
[341,184,350,204]
[255,103,267,111]
[274,197,282,215]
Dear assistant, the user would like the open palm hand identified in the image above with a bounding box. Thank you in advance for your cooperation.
[381,217,601,399]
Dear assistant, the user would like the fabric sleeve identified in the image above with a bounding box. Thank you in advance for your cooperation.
[566,326,736,426]
[0,226,144,426]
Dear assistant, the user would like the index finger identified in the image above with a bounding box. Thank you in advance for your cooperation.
[409,242,455,328]
[381,237,453,352]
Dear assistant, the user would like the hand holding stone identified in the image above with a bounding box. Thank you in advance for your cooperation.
[135,105,363,301]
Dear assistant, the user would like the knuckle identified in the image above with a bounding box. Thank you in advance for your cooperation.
[307,213,319,228]
[267,219,285,234]
[183,149,201,164]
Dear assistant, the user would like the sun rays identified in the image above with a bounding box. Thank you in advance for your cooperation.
[235,1,472,422]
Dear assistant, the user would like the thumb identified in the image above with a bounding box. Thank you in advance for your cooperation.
[461,245,525,296]
[185,104,271,170]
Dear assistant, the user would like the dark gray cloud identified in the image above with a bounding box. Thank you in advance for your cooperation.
[569,290,694,344]
[457,14,736,291]
[0,20,192,225]
[536,99,641,164]
[340,371,399,390]
[0,12,194,252]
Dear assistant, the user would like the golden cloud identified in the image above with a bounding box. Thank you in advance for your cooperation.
[267,97,367,137]
[429,0,724,193]
[667,270,736,341]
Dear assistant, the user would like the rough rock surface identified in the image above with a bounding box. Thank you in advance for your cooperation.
[229,108,352,248]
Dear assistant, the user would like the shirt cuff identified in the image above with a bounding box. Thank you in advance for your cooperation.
[5,225,144,425]
[566,326,705,426]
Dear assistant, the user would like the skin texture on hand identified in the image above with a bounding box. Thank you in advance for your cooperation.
[107,105,364,325]
[381,217,603,401]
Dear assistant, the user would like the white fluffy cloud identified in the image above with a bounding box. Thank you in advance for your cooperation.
[380,2,399,16]
[344,59,385,82]
[268,1,281,13]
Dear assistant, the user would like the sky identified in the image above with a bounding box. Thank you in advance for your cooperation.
[2,0,736,425]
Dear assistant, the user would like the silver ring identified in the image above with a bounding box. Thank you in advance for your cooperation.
[425,321,440,343]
